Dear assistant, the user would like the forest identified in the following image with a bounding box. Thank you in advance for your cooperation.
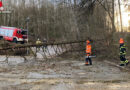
[0,0,130,57]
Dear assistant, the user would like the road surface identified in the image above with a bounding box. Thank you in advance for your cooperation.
[0,57,129,90]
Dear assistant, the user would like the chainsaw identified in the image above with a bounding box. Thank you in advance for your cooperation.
[85,56,96,58]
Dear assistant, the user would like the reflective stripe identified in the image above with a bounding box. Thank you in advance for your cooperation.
[120,53,126,55]
[120,52,126,54]
[121,46,125,48]
[120,48,126,50]
[120,61,125,64]
[120,48,125,49]
[125,60,129,63]
[120,46,126,49]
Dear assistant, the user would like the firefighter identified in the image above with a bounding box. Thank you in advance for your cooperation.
[119,38,129,66]
[85,40,92,65]
[36,38,42,51]
[43,38,47,51]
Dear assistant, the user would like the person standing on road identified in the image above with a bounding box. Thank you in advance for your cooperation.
[119,38,129,66]
[85,40,92,65]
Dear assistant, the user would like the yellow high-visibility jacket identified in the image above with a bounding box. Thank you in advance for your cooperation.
[36,40,42,44]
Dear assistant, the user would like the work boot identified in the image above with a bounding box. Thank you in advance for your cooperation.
[89,60,92,65]
[120,64,125,66]
[85,64,89,66]
[126,62,129,66]
[85,62,89,66]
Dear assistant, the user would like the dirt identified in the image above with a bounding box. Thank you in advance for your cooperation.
[0,57,129,90]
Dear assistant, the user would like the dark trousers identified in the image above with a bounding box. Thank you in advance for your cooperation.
[120,55,126,62]
[86,58,92,65]
[43,45,47,51]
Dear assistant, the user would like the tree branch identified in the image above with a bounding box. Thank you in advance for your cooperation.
[96,0,112,21]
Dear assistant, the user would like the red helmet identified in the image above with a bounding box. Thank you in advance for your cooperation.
[86,40,90,44]
[119,38,124,44]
